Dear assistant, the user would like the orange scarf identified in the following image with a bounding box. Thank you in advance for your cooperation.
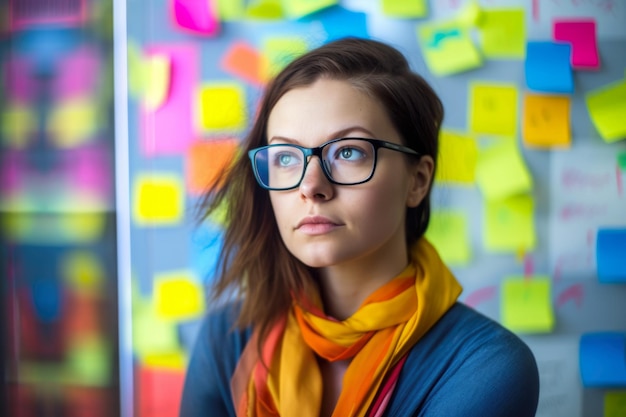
[231,238,462,417]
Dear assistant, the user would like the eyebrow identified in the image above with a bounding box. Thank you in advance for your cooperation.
[268,126,378,145]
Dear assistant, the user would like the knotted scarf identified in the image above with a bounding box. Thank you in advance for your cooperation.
[231,238,462,417]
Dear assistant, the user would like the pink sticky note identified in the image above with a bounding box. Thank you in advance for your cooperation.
[553,19,599,70]
[140,44,198,156]
[171,0,220,36]
[53,46,101,99]
[64,144,112,199]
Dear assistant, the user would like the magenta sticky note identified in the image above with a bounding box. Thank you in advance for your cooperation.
[553,19,600,70]
[65,144,112,198]
[140,44,198,156]
[53,46,101,99]
[171,0,220,36]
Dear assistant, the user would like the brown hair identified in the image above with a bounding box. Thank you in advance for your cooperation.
[200,37,443,342]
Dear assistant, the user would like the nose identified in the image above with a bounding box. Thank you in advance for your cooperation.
[299,156,334,200]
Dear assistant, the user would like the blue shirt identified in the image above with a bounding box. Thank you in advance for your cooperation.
[180,302,539,416]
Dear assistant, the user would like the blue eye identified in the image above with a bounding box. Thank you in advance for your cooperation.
[272,150,301,167]
[337,147,365,161]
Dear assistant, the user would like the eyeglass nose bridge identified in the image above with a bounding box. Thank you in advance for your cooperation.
[300,146,335,184]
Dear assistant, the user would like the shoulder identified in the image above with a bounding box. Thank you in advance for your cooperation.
[388,303,539,417]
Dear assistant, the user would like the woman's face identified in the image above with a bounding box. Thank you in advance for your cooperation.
[266,78,430,273]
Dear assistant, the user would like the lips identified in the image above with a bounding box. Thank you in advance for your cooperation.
[295,215,342,234]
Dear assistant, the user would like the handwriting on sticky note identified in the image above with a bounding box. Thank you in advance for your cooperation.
[281,0,337,19]
[469,82,518,136]
[475,139,532,200]
[484,194,536,252]
[416,20,482,76]
[585,79,626,143]
[220,41,264,85]
[198,83,247,132]
[425,211,471,265]
[522,94,571,148]
[186,139,238,195]
[525,41,574,94]
[382,0,428,18]
[153,271,206,321]
[553,19,599,70]
[435,130,477,185]
[133,174,184,225]
[501,276,554,333]
[478,8,525,58]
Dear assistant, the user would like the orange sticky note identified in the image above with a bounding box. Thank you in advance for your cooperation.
[522,94,571,148]
[133,174,184,225]
[220,41,264,85]
[186,139,238,195]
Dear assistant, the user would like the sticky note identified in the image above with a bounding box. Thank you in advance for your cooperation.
[197,83,247,132]
[525,41,573,94]
[522,94,571,148]
[596,228,626,283]
[133,300,181,356]
[138,367,185,417]
[484,194,536,252]
[469,82,518,137]
[141,44,198,156]
[141,350,187,371]
[1,104,35,148]
[186,139,238,195]
[47,97,99,148]
[3,212,106,244]
[171,0,219,36]
[191,221,224,281]
[553,19,599,70]
[133,174,184,225]
[435,130,477,185]
[142,54,171,111]
[382,0,428,18]
[246,0,284,19]
[220,41,264,85]
[60,250,105,293]
[53,46,101,100]
[477,8,525,58]
[261,36,309,81]
[153,271,206,321]
[605,391,626,417]
[281,0,337,19]
[619,152,626,170]
[299,6,368,42]
[417,20,482,76]
[475,139,532,200]
[585,79,626,143]
[580,332,626,387]
[501,276,554,333]
[425,211,471,265]
[216,0,245,21]
[67,336,111,386]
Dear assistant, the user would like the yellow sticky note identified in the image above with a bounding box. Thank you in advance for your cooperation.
[261,36,309,82]
[141,350,187,371]
[484,194,536,252]
[522,94,571,148]
[501,276,554,333]
[143,54,171,111]
[133,300,180,356]
[585,79,626,143]
[475,138,532,200]
[456,0,481,27]
[281,0,337,19]
[133,174,184,225]
[469,82,519,136]
[47,97,99,148]
[435,130,477,185]
[246,0,284,19]
[1,104,35,148]
[605,391,626,417]
[216,0,245,21]
[127,40,144,98]
[425,211,471,265]
[478,9,526,58]
[153,271,206,321]
[382,0,428,18]
[60,250,105,293]
[417,20,482,76]
[198,83,247,132]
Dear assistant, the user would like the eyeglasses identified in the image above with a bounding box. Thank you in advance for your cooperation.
[248,137,420,191]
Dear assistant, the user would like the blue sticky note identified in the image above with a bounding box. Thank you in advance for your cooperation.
[190,222,224,283]
[525,42,573,94]
[597,228,626,283]
[299,5,368,41]
[580,332,626,387]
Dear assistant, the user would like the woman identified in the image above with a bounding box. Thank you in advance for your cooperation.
[181,38,539,417]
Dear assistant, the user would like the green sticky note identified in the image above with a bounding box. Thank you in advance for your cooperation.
[281,0,337,19]
[217,0,245,21]
[132,299,180,356]
[67,336,111,386]
[618,152,626,170]
[484,194,536,252]
[435,130,477,185]
[425,211,471,265]
[605,391,626,417]
[475,138,532,201]
[501,276,554,333]
[416,20,482,76]
[261,36,309,81]
[585,79,626,143]
[382,0,428,18]
[469,82,519,136]
[478,9,525,58]
[246,0,284,19]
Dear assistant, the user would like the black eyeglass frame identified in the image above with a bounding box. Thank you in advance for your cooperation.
[247,137,421,191]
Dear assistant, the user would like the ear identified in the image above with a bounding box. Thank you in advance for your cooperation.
[406,155,434,208]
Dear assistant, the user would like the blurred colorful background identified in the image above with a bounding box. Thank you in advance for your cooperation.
[2,0,626,416]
